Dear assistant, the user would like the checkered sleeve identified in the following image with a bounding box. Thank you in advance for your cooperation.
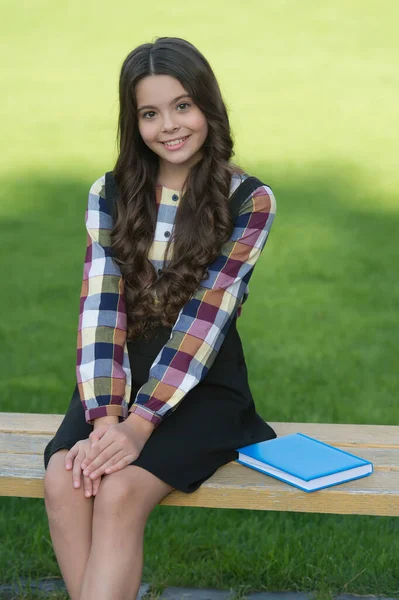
[129,184,276,427]
[76,176,131,424]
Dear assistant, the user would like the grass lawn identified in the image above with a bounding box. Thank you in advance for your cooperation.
[1,1,398,598]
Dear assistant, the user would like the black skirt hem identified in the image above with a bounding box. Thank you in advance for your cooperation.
[44,440,223,494]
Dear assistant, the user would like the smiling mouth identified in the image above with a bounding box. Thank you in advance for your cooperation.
[160,135,190,147]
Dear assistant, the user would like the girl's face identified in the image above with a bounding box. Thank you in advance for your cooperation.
[136,74,208,172]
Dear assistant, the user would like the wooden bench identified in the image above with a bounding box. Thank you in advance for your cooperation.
[1,413,398,517]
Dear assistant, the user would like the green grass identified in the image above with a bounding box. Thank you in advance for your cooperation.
[1,1,398,598]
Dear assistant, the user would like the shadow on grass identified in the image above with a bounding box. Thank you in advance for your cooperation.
[1,163,398,423]
[0,163,398,597]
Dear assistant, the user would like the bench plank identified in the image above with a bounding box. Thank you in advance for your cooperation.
[1,452,398,516]
[1,413,398,516]
[0,433,398,471]
[162,468,399,516]
[1,413,398,448]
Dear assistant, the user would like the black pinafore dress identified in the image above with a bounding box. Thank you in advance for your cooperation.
[43,175,276,493]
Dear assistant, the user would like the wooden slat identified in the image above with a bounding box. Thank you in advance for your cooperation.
[274,422,399,449]
[0,453,398,516]
[0,433,52,454]
[0,450,396,477]
[0,413,64,434]
[0,433,397,471]
[1,413,398,516]
[162,467,399,516]
[0,453,44,478]
[1,413,398,448]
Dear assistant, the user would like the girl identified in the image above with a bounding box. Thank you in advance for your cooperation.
[43,36,277,600]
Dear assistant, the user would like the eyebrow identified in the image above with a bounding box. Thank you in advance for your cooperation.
[137,94,192,112]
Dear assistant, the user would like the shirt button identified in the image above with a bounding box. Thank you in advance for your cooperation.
[164,231,171,238]
[172,194,179,201]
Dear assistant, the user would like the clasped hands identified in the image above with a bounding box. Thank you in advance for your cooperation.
[65,415,155,497]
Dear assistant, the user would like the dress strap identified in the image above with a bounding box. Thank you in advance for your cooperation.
[228,176,264,221]
[104,171,118,218]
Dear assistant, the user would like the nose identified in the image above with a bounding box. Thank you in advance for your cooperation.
[161,111,179,132]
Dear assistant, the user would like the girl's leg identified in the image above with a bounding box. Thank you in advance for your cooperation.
[44,450,94,600]
[79,465,174,600]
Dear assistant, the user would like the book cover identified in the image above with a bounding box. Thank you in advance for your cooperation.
[236,433,373,492]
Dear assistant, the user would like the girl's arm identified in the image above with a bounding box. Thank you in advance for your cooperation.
[76,176,131,425]
[128,183,277,427]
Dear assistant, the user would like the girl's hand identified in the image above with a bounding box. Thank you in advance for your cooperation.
[80,417,155,480]
[65,439,103,497]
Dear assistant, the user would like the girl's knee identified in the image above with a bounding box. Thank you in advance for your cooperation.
[93,466,173,519]
[44,450,74,506]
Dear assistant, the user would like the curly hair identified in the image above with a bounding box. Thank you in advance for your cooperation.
[111,37,241,340]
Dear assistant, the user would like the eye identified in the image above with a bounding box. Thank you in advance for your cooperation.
[177,102,190,110]
[142,111,156,119]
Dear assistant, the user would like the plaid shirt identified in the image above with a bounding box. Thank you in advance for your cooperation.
[77,172,276,426]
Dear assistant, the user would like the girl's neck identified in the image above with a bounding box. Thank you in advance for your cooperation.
[156,154,201,191]
[157,177,186,191]
[156,160,240,192]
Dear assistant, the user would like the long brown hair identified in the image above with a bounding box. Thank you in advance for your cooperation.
[112,37,239,339]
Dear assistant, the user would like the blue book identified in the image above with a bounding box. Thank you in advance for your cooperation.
[236,433,373,492]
